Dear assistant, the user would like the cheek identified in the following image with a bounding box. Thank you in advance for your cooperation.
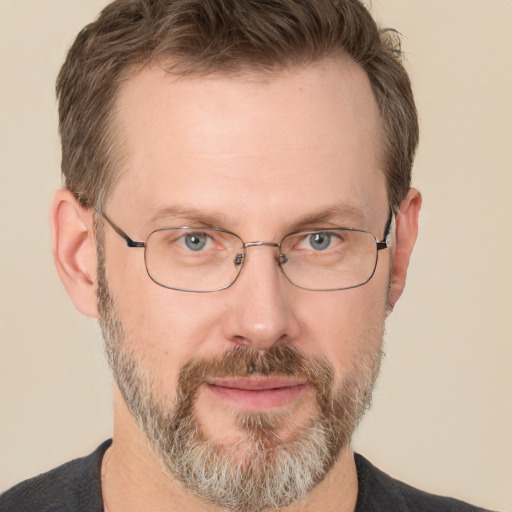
[106,256,227,393]
[294,279,387,377]
[125,292,223,348]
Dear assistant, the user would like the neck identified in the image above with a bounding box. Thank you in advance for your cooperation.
[102,388,359,512]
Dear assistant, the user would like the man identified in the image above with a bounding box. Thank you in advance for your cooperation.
[0,1,496,511]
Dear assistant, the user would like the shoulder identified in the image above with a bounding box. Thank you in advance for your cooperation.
[354,453,496,512]
[0,440,111,512]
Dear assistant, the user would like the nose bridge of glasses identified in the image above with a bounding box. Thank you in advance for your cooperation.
[243,241,281,249]
[234,241,285,267]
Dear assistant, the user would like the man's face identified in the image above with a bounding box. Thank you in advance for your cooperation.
[98,58,391,509]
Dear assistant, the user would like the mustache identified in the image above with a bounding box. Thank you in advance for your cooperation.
[174,344,335,406]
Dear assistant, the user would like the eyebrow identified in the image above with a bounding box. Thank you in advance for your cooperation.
[147,205,226,228]
[146,203,368,232]
[285,204,368,232]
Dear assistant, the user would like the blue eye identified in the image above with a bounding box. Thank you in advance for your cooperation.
[185,233,208,251]
[308,232,331,251]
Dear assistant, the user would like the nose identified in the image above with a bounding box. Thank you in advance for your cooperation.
[222,244,300,350]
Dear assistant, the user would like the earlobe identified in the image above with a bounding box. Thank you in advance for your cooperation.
[387,188,422,313]
[50,189,99,318]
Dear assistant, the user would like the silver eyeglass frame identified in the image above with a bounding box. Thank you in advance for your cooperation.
[94,207,395,293]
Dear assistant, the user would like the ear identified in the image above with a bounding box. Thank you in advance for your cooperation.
[387,188,422,312]
[50,189,99,318]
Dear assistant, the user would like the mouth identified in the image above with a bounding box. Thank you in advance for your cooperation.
[204,377,309,412]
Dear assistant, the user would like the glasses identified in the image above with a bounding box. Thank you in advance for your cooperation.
[96,209,394,293]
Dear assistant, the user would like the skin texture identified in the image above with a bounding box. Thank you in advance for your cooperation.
[51,56,421,512]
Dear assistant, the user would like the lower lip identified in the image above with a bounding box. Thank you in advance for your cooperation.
[204,383,309,412]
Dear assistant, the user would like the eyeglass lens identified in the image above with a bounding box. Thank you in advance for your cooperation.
[144,227,380,292]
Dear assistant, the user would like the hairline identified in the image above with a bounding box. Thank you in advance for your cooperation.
[96,52,390,213]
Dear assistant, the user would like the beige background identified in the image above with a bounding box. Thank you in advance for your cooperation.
[1,1,511,510]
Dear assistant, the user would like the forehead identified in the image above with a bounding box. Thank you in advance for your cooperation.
[111,58,387,232]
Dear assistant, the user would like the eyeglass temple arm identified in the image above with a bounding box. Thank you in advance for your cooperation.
[94,207,146,248]
[376,211,395,251]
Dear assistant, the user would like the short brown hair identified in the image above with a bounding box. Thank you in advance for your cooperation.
[57,0,418,212]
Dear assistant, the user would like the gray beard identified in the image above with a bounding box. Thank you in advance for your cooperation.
[96,239,382,511]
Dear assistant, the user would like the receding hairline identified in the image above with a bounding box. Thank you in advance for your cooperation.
[101,52,387,211]
[57,0,417,216]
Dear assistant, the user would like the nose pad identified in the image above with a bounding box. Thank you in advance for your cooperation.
[233,247,287,272]
[234,252,244,266]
